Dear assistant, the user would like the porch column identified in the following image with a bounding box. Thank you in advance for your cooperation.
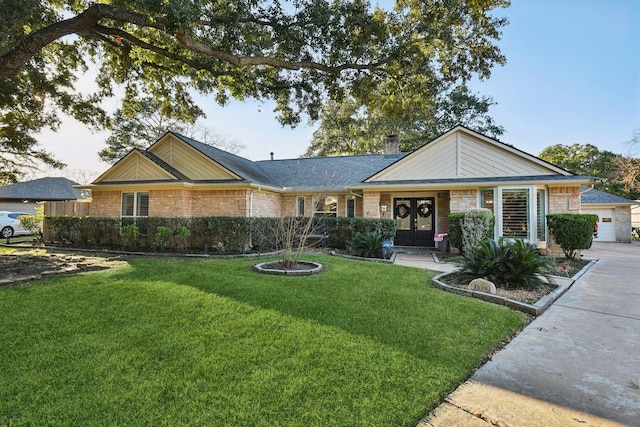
[547,185,582,257]
[362,191,381,218]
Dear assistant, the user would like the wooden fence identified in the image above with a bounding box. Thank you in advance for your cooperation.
[45,200,90,217]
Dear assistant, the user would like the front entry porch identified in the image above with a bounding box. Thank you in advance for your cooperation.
[394,197,435,247]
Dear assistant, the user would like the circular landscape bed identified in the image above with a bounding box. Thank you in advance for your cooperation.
[253,260,324,276]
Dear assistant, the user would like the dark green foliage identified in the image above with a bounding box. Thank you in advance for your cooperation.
[44,216,395,254]
[547,214,598,259]
[120,224,140,249]
[1,1,508,180]
[459,238,553,289]
[350,231,384,258]
[154,226,172,250]
[447,212,466,253]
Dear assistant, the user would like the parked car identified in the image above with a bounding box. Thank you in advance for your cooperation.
[0,211,31,238]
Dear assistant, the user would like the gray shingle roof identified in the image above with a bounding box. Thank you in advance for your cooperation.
[0,177,85,200]
[581,187,636,205]
[255,153,408,190]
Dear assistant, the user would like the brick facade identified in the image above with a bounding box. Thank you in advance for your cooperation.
[251,191,282,217]
[150,189,193,217]
[546,185,581,257]
[449,189,478,212]
[89,191,121,218]
[548,186,581,214]
[362,191,381,219]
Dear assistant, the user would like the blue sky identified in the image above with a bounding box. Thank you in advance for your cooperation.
[38,0,639,177]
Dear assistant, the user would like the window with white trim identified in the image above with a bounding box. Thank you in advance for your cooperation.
[296,196,305,217]
[501,188,529,239]
[313,196,338,217]
[480,189,494,213]
[346,196,356,218]
[122,192,149,218]
[536,189,546,241]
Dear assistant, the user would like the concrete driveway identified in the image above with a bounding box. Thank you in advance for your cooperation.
[421,242,640,426]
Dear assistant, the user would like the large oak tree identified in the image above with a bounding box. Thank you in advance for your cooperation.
[1,0,509,181]
[539,141,640,200]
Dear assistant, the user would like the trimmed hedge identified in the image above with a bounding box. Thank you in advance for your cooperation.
[44,216,396,254]
[547,213,598,259]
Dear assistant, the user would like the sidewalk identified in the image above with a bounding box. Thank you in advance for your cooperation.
[418,242,640,426]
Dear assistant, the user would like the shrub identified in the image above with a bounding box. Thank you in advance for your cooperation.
[154,226,172,250]
[461,209,494,255]
[19,203,44,244]
[448,210,494,255]
[350,231,384,258]
[459,238,553,289]
[121,224,140,249]
[447,212,465,253]
[547,214,598,259]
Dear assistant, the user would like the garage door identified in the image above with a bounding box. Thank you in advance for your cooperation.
[583,209,615,242]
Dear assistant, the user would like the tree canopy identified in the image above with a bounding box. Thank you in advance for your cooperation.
[539,141,640,200]
[0,0,509,181]
[305,84,504,156]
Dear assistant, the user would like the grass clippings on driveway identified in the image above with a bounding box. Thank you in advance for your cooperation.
[0,255,526,426]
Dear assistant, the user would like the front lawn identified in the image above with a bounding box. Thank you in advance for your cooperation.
[0,254,525,426]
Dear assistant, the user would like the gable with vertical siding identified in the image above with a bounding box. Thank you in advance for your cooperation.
[149,134,241,180]
[94,151,177,182]
[366,127,569,182]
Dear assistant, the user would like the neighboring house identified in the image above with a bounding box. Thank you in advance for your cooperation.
[581,187,634,243]
[78,126,600,251]
[0,177,88,214]
[632,202,640,229]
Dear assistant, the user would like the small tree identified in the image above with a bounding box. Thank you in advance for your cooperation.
[175,225,191,252]
[272,216,316,268]
[121,224,141,250]
[18,203,44,244]
[547,214,598,259]
[154,226,172,251]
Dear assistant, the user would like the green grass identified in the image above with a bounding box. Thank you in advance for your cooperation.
[0,255,525,426]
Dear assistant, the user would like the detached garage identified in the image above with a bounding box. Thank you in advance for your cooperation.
[581,187,634,243]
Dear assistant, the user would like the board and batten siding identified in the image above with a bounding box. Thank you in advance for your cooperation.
[149,136,239,180]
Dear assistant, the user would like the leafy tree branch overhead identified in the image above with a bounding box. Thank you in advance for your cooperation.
[0,0,509,181]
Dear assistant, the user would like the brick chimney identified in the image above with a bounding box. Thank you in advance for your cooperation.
[383,134,399,155]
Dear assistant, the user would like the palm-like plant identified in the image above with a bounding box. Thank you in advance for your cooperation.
[459,238,553,289]
[350,231,384,259]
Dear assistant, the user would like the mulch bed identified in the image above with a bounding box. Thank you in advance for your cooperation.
[435,256,590,305]
[0,251,127,285]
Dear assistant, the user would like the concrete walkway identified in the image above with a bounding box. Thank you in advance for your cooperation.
[400,242,640,427]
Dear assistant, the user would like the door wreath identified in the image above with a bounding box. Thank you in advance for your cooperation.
[418,202,433,218]
[396,203,410,218]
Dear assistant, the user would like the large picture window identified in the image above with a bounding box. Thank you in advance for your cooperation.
[313,196,337,217]
[122,192,149,218]
[501,189,529,239]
